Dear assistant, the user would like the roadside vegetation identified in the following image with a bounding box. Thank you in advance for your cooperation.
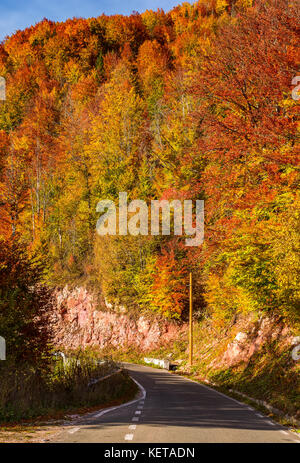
[96,316,300,420]
[0,353,137,423]
[0,239,137,424]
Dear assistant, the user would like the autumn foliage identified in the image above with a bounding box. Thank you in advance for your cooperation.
[0,237,52,364]
[0,0,299,323]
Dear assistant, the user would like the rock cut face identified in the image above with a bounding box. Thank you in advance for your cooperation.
[221,318,296,367]
[51,286,185,352]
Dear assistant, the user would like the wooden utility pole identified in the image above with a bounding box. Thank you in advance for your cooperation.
[189,272,193,366]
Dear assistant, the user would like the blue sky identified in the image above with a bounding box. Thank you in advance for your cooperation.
[0,0,186,41]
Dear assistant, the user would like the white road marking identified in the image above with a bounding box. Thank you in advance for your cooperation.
[137,405,143,409]
[129,425,136,430]
[158,369,296,439]
[125,434,133,441]
[266,420,275,426]
[128,365,300,443]
[183,376,260,409]
[68,427,80,434]
[135,410,141,415]
[93,376,146,419]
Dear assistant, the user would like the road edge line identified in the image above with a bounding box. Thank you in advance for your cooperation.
[91,376,146,419]
[127,362,300,439]
[164,368,300,441]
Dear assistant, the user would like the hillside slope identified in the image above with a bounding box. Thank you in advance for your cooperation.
[0,0,299,423]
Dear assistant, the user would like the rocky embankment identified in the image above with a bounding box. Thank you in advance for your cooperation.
[219,316,299,367]
[49,286,299,419]
[51,286,186,351]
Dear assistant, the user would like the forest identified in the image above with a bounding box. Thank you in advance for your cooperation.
[0,0,299,372]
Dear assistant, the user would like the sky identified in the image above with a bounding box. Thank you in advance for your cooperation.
[0,0,186,41]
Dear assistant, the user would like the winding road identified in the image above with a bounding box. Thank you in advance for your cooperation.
[54,363,299,443]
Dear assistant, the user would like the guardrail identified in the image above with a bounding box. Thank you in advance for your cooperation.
[87,368,123,387]
[53,351,120,387]
[53,351,106,365]
[144,357,170,370]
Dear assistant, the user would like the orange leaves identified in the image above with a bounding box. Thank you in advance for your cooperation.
[151,247,188,319]
[193,0,299,166]
[0,0,298,323]
[137,39,169,94]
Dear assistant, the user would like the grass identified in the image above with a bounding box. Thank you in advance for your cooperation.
[0,353,138,424]
[207,347,300,417]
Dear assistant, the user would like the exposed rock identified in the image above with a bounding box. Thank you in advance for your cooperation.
[235,332,248,343]
[50,286,296,368]
[221,316,295,367]
[291,336,300,345]
[51,286,186,352]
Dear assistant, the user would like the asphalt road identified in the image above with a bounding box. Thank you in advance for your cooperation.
[54,363,299,443]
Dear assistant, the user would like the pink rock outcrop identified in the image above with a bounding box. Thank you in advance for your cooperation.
[221,316,294,366]
[51,286,186,351]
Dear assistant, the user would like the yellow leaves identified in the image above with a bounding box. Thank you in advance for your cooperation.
[271,194,300,318]
[141,9,162,32]
[205,273,238,320]
[0,0,298,326]
[236,0,253,9]
[64,60,82,84]
[11,134,30,152]
[86,64,145,193]
[216,0,229,15]
[137,40,168,95]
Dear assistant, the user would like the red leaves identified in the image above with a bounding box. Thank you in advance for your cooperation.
[193,0,299,167]
[0,0,298,323]
[152,247,188,319]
